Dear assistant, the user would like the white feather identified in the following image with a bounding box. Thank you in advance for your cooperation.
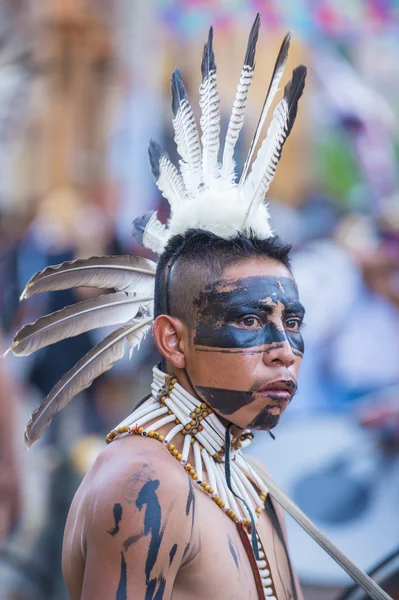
[243,98,289,217]
[142,212,169,255]
[240,32,291,184]
[173,99,203,194]
[200,69,220,183]
[222,65,254,180]
[157,154,188,208]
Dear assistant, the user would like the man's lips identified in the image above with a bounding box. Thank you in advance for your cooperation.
[255,380,296,401]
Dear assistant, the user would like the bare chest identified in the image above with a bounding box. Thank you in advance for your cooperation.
[173,489,296,600]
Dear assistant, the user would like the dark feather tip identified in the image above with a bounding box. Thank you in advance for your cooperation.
[171,67,187,117]
[284,65,307,110]
[148,139,162,180]
[284,65,307,135]
[201,25,216,81]
[244,13,260,68]
[131,211,156,245]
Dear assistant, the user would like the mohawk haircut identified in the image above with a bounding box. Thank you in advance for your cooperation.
[154,229,292,326]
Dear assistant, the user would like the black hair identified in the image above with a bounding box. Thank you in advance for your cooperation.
[154,229,292,326]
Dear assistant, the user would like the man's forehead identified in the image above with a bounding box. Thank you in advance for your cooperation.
[195,275,302,309]
[212,275,297,295]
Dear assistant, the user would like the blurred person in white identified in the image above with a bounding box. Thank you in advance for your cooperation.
[8,16,310,600]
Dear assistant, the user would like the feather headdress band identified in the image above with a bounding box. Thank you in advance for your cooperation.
[7,15,307,446]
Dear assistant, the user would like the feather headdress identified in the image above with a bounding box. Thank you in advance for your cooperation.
[7,15,306,446]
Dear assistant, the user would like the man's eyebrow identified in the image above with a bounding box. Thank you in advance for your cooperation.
[284,302,305,316]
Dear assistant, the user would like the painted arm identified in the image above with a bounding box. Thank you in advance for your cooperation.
[79,451,195,600]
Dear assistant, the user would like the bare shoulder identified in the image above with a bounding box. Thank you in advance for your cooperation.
[84,434,193,529]
[65,435,196,599]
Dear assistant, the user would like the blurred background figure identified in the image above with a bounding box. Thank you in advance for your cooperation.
[0,0,398,599]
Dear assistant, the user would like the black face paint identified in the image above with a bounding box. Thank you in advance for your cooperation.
[194,276,305,354]
[196,386,255,415]
[116,552,127,600]
[248,408,281,430]
[108,503,123,537]
[196,378,296,417]
[169,544,178,566]
[228,535,239,569]
[136,480,164,585]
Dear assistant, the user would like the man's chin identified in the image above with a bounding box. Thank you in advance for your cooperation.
[247,408,281,431]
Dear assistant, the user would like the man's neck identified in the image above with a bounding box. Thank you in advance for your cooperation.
[165,361,246,439]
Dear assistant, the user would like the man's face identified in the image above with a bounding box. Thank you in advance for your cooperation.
[183,258,305,430]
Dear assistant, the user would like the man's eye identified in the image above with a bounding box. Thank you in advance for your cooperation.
[285,318,302,332]
[235,316,262,329]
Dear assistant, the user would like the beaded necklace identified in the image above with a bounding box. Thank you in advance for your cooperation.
[107,366,278,599]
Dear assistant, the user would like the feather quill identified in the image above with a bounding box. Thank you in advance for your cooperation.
[24,317,153,447]
[171,68,203,194]
[200,27,220,183]
[10,292,154,356]
[20,255,156,300]
[243,66,307,218]
[240,31,292,185]
[148,139,188,208]
[222,13,260,180]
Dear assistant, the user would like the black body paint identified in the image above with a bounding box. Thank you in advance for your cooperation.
[116,552,127,600]
[194,276,304,354]
[169,544,178,566]
[136,480,164,584]
[145,576,166,600]
[186,479,195,517]
[108,503,123,536]
[228,535,239,569]
[182,479,196,564]
[182,542,190,560]
[154,577,166,599]
[123,530,144,551]
[124,462,156,504]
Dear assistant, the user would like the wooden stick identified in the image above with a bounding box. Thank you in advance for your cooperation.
[247,459,393,600]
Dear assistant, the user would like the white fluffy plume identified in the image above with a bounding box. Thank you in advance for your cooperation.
[143,17,306,253]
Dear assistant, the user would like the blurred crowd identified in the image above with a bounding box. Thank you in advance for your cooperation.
[0,1,398,599]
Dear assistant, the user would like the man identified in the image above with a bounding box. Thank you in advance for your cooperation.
[9,15,307,599]
[62,232,305,600]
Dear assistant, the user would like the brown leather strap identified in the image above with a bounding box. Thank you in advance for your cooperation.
[236,522,265,600]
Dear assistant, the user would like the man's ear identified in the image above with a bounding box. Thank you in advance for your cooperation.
[152,315,187,369]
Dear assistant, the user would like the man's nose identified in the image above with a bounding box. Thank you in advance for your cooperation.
[262,337,296,368]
